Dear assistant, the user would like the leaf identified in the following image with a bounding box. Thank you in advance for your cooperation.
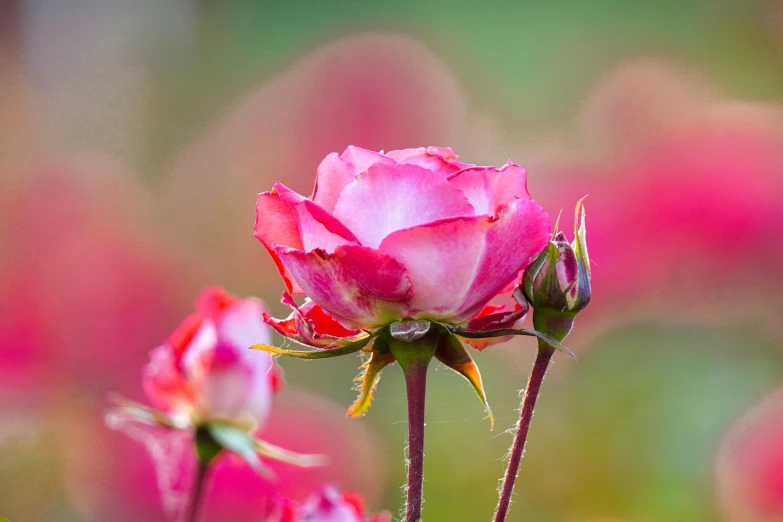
[435,333,494,429]
[207,422,273,480]
[447,325,576,358]
[346,337,396,418]
[254,439,328,468]
[250,331,375,359]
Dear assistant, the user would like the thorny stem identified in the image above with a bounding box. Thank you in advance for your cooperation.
[390,333,437,522]
[492,343,555,522]
[401,358,429,522]
[187,459,210,522]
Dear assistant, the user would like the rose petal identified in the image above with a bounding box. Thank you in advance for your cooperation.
[378,198,550,322]
[273,182,359,249]
[142,345,194,413]
[333,162,475,248]
[255,184,359,294]
[264,294,364,348]
[275,245,412,328]
[215,297,272,350]
[312,146,394,212]
[448,162,531,216]
[385,146,471,176]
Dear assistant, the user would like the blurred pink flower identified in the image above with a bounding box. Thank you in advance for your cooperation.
[143,286,281,427]
[289,486,391,522]
[68,390,384,522]
[163,33,468,291]
[0,157,186,399]
[255,145,550,331]
[536,60,783,328]
[717,386,783,522]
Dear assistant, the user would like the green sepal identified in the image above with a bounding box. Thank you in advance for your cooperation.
[254,439,328,468]
[572,196,592,311]
[346,336,396,418]
[435,333,494,429]
[250,331,376,359]
[104,393,191,430]
[195,425,223,465]
[445,324,576,358]
[207,422,273,479]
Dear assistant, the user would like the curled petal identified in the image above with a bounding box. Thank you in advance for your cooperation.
[385,146,471,176]
[264,293,364,348]
[448,161,531,217]
[333,162,474,249]
[435,333,494,428]
[255,184,358,294]
[378,198,550,322]
[254,191,306,294]
[276,244,412,328]
[312,146,394,212]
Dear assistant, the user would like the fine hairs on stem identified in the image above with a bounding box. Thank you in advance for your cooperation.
[401,358,429,522]
[493,345,555,522]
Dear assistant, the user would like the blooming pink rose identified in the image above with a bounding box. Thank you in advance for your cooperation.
[255,146,550,331]
[143,287,282,427]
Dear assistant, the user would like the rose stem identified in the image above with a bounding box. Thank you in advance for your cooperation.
[401,356,430,522]
[493,343,555,522]
[187,459,209,522]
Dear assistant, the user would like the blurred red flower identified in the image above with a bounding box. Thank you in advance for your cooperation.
[717,386,783,522]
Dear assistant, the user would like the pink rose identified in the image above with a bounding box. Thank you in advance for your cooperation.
[290,486,390,522]
[254,146,550,331]
[143,287,281,427]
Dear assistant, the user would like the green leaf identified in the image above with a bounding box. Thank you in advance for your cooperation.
[250,331,375,359]
[347,337,396,418]
[448,325,576,358]
[435,333,494,428]
[207,422,273,479]
[254,439,328,468]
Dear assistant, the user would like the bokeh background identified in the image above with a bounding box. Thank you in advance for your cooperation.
[2,1,783,521]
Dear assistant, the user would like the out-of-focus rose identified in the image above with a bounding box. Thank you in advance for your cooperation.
[255,145,550,330]
[288,486,390,522]
[717,386,783,522]
[0,158,185,400]
[535,60,783,334]
[143,286,281,428]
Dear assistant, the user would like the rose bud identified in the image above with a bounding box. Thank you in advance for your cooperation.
[142,286,280,429]
[106,286,323,514]
[523,198,591,340]
[293,485,391,522]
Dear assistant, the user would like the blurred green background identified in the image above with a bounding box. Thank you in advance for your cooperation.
[2,1,783,521]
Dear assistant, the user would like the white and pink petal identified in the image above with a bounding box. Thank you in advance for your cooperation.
[312,146,394,212]
[378,198,550,322]
[275,244,412,328]
[333,162,474,248]
[448,162,530,216]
